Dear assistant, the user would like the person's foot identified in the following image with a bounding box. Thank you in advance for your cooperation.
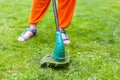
[18,28,37,42]
[60,30,71,45]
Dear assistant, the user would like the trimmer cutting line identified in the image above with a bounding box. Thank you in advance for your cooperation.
[40,0,70,68]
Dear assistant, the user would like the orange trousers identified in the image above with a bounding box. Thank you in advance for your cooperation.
[29,0,76,29]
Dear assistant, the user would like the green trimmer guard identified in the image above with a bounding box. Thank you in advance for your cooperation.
[40,31,70,67]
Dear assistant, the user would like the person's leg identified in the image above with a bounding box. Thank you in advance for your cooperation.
[18,0,51,41]
[58,0,76,45]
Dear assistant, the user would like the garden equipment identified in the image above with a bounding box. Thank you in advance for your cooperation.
[40,0,70,68]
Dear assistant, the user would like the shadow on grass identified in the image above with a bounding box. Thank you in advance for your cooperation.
[40,64,69,71]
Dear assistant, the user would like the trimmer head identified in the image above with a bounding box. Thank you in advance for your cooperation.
[40,32,70,68]
[40,54,70,68]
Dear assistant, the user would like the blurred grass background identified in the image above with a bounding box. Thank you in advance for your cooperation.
[0,0,120,80]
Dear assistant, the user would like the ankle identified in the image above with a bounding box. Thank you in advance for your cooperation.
[59,28,64,30]
[30,23,37,30]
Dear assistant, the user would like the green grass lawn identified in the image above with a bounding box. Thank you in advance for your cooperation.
[0,0,120,80]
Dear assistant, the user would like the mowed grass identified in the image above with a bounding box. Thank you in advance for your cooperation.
[0,0,120,80]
